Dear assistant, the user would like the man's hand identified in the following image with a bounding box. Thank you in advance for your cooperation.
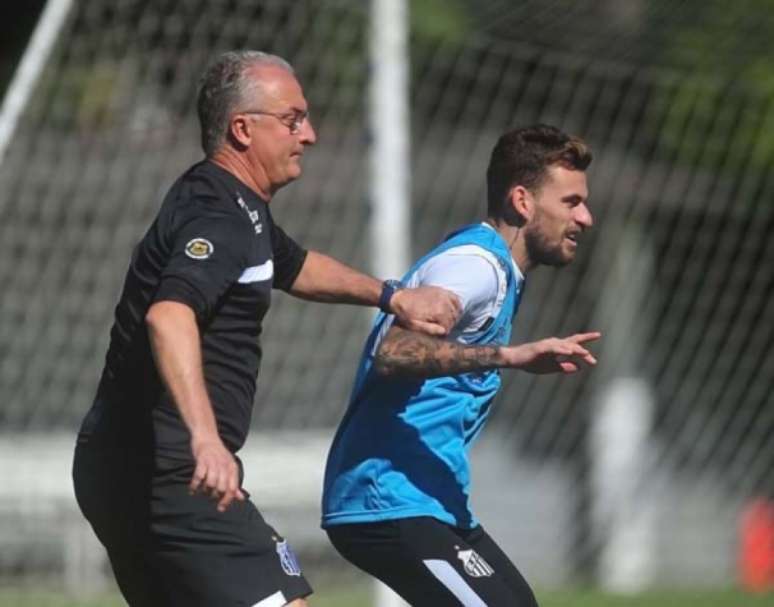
[190,436,245,513]
[288,252,461,335]
[502,332,601,374]
[389,286,462,336]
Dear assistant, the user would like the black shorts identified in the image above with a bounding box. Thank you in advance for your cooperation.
[326,517,538,607]
[73,443,312,607]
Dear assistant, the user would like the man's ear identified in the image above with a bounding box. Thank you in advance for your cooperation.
[503,185,532,227]
[227,115,252,149]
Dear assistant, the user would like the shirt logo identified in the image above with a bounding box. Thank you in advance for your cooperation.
[184,238,213,260]
[249,209,263,234]
[457,548,494,578]
[236,192,248,211]
[276,540,302,576]
[237,192,263,234]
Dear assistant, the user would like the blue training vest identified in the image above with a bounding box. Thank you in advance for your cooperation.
[322,223,524,529]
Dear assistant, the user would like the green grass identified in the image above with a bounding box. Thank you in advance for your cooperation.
[536,588,772,607]
[0,591,124,607]
[0,587,769,606]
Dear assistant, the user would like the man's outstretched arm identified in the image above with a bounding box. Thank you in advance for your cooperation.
[374,325,601,378]
[288,250,461,336]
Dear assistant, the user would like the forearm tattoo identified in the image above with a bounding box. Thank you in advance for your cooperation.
[374,326,501,378]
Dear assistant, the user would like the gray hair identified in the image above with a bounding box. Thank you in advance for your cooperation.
[197,50,294,156]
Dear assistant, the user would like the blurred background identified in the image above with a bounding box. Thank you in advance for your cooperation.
[0,1,772,606]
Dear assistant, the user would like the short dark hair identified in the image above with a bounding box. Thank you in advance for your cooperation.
[486,124,592,219]
[196,51,294,157]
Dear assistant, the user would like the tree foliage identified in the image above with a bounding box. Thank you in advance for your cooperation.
[654,0,774,173]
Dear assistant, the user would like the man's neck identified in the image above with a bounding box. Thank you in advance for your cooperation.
[485,217,533,274]
[209,148,273,201]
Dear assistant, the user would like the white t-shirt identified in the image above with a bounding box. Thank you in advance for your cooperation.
[406,228,522,343]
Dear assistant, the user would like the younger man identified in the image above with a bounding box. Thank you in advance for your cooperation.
[322,125,600,606]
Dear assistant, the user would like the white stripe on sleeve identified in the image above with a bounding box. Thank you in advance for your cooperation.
[251,589,287,607]
[238,259,274,283]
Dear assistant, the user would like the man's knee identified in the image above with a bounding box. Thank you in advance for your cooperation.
[285,599,308,607]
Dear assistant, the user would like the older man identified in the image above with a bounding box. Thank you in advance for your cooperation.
[72,51,459,607]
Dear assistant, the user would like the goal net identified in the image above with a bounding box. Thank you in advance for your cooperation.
[1,0,772,600]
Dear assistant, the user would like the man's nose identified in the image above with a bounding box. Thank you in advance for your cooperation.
[299,117,316,145]
[575,203,593,229]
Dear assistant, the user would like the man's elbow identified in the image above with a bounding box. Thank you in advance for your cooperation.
[373,351,417,378]
[373,331,415,377]
[373,355,393,377]
[145,302,173,332]
[145,303,162,331]
[373,340,404,376]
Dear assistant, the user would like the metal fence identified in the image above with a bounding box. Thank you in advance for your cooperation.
[0,0,772,598]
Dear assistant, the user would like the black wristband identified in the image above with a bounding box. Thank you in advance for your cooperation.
[378,279,404,313]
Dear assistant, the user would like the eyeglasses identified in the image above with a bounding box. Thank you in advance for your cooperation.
[241,109,309,134]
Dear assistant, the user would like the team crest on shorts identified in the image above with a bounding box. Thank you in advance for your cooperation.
[275,539,302,576]
[457,548,494,578]
[185,238,213,259]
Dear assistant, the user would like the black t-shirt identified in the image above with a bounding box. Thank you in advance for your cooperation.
[78,161,307,456]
